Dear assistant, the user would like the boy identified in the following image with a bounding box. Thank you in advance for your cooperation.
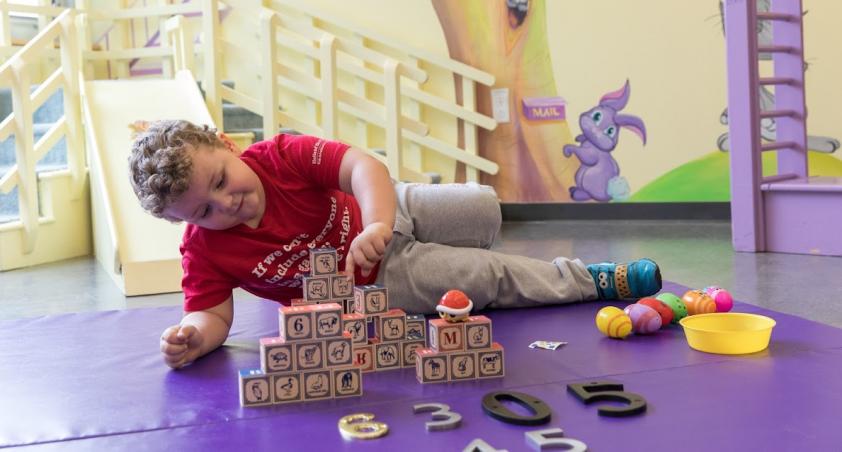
[129,120,661,369]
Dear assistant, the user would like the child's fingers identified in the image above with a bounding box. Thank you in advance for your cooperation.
[176,324,197,342]
[161,325,184,344]
[344,251,356,276]
[161,341,188,356]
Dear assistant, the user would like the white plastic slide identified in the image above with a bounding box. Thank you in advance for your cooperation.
[84,71,215,296]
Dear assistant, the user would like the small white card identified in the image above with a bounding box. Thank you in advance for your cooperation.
[491,88,510,123]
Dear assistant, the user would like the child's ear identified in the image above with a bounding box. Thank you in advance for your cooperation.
[218,132,242,155]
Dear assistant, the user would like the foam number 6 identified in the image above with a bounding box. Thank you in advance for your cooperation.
[566,380,647,417]
[412,402,462,431]
[337,413,389,440]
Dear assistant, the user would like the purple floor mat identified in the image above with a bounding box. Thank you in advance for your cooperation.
[3,281,842,450]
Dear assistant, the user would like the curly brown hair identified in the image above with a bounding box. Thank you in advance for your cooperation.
[128,119,225,220]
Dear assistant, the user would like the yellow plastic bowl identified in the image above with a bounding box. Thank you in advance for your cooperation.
[679,313,776,355]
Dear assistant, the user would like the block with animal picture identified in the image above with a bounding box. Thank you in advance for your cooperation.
[342,313,367,344]
[353,342,375,373]
[428,318,465,353]
[303,275,331,302]
[353,284,388,315]
[448,352,477,381]
[373,339,401,371]
[271,372,302,404]
[415,348,449,384]
[464,315,492,350]
[324,333,354,368]
[378,309,407,342]
[259,337,295,373]
[476,342,505,379]
[310,247,338,276]
[405,314,426,341]
[294,340,325,371]
[278,305,314,342]
[312,302,343,339]
[239,369,273,407]
[302,369,333,401]
[332,367,363,398]
[331,273,354,299]
[401,340,425,368]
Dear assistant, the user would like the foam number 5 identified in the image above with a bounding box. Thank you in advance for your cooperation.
[566,380,647,417]
[337,413,389,440]
[412,402,462,431]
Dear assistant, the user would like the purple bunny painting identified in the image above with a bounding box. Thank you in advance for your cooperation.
[562,80,647,202]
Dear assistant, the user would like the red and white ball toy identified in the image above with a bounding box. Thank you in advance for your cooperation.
[436,289,474,322]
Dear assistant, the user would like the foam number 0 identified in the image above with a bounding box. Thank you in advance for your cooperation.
[525,428,588,451]
[412,402,462,431]
[337,413,389,440]
[566,380,647,417]
[481,391,552,426]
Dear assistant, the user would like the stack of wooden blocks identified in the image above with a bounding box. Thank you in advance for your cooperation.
[349,283,427,373]
[238,250,363,407]
[415,316,505,383]
[293,247,356,314]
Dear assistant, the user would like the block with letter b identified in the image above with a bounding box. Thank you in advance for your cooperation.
[354,284,388,315]
[278,305,314,342]
[464,315,492,350]
[310,247,338,276]
[428,318,465,353]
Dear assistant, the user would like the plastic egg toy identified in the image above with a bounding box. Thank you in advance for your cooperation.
[703,286,734,312]
[682,290,717,316]
[624,303,662,334]
[637,297,674,326]
[656,292,687,324]
[596,306,633,339]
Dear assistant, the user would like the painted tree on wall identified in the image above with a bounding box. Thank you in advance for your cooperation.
[432,0,576,202]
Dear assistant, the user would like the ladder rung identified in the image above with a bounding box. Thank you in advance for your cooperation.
[757,12,799,22]
[759,77,800,86]
[760,141,800,152]
[758,45,800,54]
[761,173,799,185]
[759,110,800,119]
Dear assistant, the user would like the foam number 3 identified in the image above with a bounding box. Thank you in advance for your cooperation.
[412,402,462,431]
[566,380,647,417]
[337,413,389,440]
[525,428,588,451]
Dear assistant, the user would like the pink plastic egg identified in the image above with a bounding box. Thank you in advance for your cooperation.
[703,286,734,312]
[623,303,662,334]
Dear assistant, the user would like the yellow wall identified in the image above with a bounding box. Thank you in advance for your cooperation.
[304,0,842,192]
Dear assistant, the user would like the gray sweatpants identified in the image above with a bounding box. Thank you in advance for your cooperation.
[375,182,598,314]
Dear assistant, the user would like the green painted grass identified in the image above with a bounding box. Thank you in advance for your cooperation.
[627,151,842,202]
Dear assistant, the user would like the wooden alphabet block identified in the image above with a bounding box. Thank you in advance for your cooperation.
[374,340,401,371]
[415,348,448,384]
[302,369,333,400]
[332,367,363,398]
[342,313,367,344]
[271,372,302,404]
[428,318,465,353]
[405,314,426,341]
[353,284,388,315]
[367,315,380,339]
[278,306,313,342]
[310,247,338,276]
[448,352,477,381]
[401,340,425,367]
[331,274,354,299]
[341,298,354,315]
[353,343,375,373]
[465,315,493,350]
[295,340,325,371]
[239,369,273,407]
[259,337,295,373]
[325,332,354,368]
[312,302,343,339]
[477,342,505,379]
[303,275,331,302]
[378,309,407,342]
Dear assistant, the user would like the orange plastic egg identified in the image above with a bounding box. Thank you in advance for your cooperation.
[682,290,717,316]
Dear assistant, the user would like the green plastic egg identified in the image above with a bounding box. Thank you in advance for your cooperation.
[656,292,687,324]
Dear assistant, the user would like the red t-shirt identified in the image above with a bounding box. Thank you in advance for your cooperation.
[180,134,375,312]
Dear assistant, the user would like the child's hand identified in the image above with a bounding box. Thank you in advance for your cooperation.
[345,222,393,277]
[160,324,204,369]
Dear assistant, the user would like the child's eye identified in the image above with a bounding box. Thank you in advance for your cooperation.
[201,205,211,218]
[216,174,225,189]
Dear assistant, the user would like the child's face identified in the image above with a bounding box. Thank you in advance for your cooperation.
[163,144,265,230]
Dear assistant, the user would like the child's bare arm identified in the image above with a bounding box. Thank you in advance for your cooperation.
[160,295,233,369]
[338,148,396,276]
